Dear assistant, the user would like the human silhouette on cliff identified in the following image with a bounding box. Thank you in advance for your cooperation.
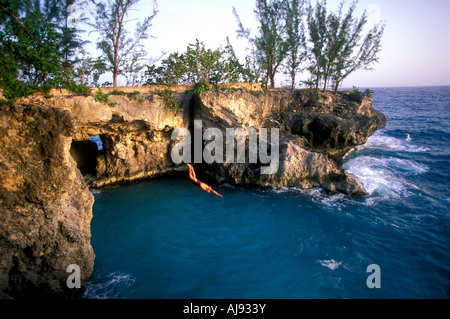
[187,163,223,198]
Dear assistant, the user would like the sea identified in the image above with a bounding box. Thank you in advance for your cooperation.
[83,86,450,299]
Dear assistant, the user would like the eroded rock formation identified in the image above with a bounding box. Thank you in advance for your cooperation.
[46,87,193,187]
[0,102,94,298]
[0,86,192,298]
[194,89,386,196]
[0,84,386,297]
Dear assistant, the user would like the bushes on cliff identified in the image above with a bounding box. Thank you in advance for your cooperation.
[144,38,257,87]
[0,5,60,99]
[155,88,181,116]
[0,0,88,100]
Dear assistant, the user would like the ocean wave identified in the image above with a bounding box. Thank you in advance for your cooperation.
[343,156,428,198]
[364,131,430,153]
[83,271,135,299]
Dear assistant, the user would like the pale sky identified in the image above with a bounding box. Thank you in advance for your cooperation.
[82,0,450,88]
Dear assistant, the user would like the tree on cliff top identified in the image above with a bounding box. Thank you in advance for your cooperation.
[233,0,289,90]
[330,11,385,93]
[90,0,157,87]
[284,0,307,90]
[0,0,88,98]
[306,0,385,92]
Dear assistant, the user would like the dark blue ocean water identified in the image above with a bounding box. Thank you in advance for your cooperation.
[83,86,450,299]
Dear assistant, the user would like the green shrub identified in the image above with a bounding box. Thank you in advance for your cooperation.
[364,88,375,96]
[156,88,181,116]
[66,82,91,96]
[37,82,54,96]
[348,86,363,102]
[194,81,211,95]
[94,87,109,104]
[109,89,125,95]
[0,99,12,105]
[249,89,263,97]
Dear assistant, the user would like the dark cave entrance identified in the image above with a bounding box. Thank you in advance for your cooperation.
[70,135,103,178]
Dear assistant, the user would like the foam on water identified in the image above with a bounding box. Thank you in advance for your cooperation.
[271,186,322,196]
[318,259,342,270]
[364,131,430,153]
[343,156,428,198]
[320,193,347,210]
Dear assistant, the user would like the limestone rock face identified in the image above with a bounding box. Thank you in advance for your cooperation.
[0,102,94,298]
[0,85,386,297]
[194,89,386,196]
[46,89,192,187]
[0,88,192,298]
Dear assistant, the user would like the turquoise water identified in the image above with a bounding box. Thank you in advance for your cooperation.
[83,86,450,299]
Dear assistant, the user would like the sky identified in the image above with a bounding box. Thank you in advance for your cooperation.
[79,0,450,88]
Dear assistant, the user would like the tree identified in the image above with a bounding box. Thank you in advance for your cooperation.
[144,52,186,86]
[306,0,385,92]
[331,18,385,92]
[57,0,90,67]
[234,0,289,89]
[284,0,307,90]
[72,49,108,86]
[305,0,328,90]
[0,0,93,98]
[320,1,354,92]
[222,37,258,84]
[0,0,61,97]
[144,39,254,86]
[184,39,223,85]
[90,0,157,87]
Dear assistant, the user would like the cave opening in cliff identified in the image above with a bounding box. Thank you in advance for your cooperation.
[70,135,103,178]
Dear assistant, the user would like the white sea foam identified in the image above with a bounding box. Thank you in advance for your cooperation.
[318,259,342,270]
[265,186,326,199]
[406,133,412,141]
[83,271,135,299]
[365,131,430,153]
[320,193,347,210]
[272,187,307,194]
[343,156,428,198]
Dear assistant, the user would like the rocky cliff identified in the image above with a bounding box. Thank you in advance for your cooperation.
[194,88,386,196]
[46,86,193,188]
[0,84,386,298]
[0,102,94,298]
